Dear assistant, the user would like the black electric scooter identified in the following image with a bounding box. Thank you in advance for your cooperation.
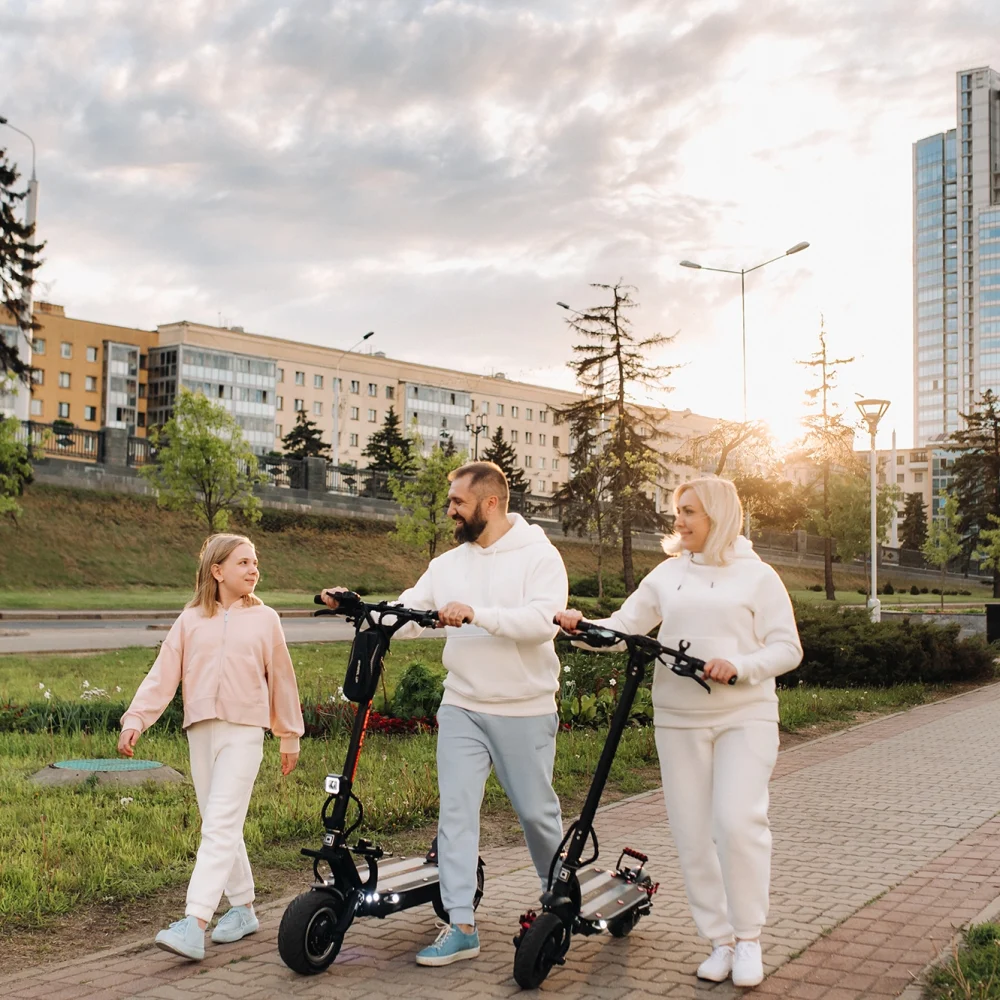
[278,592,485,976]
[512,620,726,989]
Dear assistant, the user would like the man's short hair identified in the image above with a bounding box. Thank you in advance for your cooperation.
[448,461,510,510]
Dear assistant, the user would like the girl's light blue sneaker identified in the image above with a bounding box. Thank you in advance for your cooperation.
[211,905,260,944]
[154,916,205,960]
[415,923,481,966]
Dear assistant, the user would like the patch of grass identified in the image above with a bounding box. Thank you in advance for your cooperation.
[778,684,932,732]
[924,922,1000,998]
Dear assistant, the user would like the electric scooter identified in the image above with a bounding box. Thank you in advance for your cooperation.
[512,620,726,989]
[278,592,485,976]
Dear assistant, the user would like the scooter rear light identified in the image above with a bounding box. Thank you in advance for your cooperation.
[518,910,537,931]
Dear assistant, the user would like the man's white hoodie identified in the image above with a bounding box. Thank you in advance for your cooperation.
[594,536,802,727]
[395,513,568,716]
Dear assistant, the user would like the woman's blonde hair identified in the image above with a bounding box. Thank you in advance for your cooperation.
[662,477,744,566]
[187,533,263,616]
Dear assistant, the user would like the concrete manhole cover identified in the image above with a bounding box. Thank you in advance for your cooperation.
[31,758,185,787]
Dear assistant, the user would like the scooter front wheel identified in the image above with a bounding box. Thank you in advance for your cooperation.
[278,888,350,975]
[513,911,569,989]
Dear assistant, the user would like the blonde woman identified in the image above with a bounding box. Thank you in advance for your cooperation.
[118,534,304,961]
[555,478,801,987]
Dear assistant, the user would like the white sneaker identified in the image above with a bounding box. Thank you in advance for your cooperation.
[732,940,764,987]
[696,944,734,982]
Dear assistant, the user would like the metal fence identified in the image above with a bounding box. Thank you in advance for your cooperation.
[127,436,154,467]
[17,420,104,463]
[326,467,398,499]
[258,456,306,490]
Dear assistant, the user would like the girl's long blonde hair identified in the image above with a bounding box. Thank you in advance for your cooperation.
[187,533,263,617]
[662,477,744,566]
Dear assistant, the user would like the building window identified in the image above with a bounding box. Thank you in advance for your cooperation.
[385,385,395,400]
[526,408,533,421]
[31,369,43,385]
[539,410,547,423]
[30,398,42,416]
[539,433,546,446]
[33,337,45,355]
[896,473,904,484]
[349,433,359,447]
[313,401,323,416]
[84,405,97,422]
[537,479,545,493]
[368,408,377,422]
[60,342,72,359]
[275,423,283,438]
[350,380,360,394]
[539,456,546,469]
[525,431,533,444]
[497,403,504,417]
[482,401,490,415]
[276,367,284,382]
[294,371,305,385]
[294,398,305,411]
[897,455,906,465]
[512,405,519,418]
[275,395,284,410]
[914,472,924,483]
[552,458,560,471]
[58,402,70,418]
[58,372,71,388]
[553,435,560,449]
[85,375,97,392]
[85,346,98,363]
[350,406,360,420]
[313,374,323,389]
[368,383,378,396]
[524,455,532,468]
[510,429,518,443]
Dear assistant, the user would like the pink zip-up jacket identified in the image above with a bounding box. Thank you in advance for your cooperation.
[121,602,304,753]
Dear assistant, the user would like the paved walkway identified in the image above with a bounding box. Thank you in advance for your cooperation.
[5,684,1000,999]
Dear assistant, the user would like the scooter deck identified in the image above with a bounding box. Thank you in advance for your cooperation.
[576,864,650,923]
[314,854,438,895]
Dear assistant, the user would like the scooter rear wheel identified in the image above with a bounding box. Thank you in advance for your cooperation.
[607,909,640,938]
[513,911,568,989]
[432,856,486,924]
[278,888,350,975]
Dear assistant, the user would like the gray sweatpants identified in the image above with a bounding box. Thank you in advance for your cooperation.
[436,704,564,926]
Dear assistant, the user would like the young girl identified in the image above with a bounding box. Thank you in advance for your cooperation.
[556,478,801,988]
[118,533,304,961]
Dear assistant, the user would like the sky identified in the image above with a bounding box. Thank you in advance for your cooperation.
[1,0,999,450]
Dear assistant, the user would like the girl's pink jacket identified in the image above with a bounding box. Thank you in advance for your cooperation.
[121,602,305,753]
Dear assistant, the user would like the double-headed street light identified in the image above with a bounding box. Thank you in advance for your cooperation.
[679,241,810,422]
[332,331,375,469]
[855,398,891,623]
[465,412,488,460]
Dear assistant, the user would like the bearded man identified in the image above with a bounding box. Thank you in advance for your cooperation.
[321,460,568,967]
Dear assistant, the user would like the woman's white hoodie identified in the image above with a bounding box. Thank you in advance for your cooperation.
[595,537,802,727]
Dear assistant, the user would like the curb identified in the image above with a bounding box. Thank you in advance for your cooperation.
[0,608,318,621]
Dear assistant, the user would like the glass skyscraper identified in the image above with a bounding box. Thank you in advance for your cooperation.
[913,66,1000,448]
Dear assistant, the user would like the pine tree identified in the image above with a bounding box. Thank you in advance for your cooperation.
[362,406,415,473]
[559,282,679,593]
[0,142,44,383]
[899,492,928,551]
[481,426,528,494]
[281,410,330,460]
[798,320,857,601]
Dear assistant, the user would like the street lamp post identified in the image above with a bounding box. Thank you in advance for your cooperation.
[465,412,488,460]
[855,398,891,623]
[332,331,375,471]
[679,241,810,423]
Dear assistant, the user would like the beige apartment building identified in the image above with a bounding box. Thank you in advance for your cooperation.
[20,303,717,500]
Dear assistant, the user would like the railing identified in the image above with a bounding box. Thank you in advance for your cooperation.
[326,466,398,500]
[17,420,104,463]
[127,436,154,467]
[257,456,306,489]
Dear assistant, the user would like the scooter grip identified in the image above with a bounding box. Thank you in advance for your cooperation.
[313,590,360,606]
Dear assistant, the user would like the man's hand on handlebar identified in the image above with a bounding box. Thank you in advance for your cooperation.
[554,610,585,634]
[437,602,474,628]
[703,658,738,685]
[320,587,349,610]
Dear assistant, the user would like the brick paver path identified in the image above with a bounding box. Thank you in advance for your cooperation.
[5,684,1000,1000]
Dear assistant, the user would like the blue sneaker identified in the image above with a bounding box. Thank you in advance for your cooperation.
[155,916,205,960]
[415,923,481,966]
[211,905,259,944]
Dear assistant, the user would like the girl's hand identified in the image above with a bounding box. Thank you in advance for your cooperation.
[281,752,299,776]
[703,659,738,684]
[118,729,141,757]
[554,610,584,633]
[320,587,348,609]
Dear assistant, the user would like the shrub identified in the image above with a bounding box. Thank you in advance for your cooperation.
[788,602,997,688]
[391,662,444,721]
[857,588,867,596]
[569,575,627,599]
[910,585,920,596]
[883,582,894,595]
[931,588,940,595]
[921,587,929,594]
[809,584,824,592]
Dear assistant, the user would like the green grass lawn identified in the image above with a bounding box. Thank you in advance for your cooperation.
[924,922,1000,998]
[0,589,322,611]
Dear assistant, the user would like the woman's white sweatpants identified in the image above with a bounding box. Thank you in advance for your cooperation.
[655,720,779,945]
[184,719,265,924]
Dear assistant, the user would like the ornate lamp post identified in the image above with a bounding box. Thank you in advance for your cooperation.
[465,412,488,460]
[855,398,891,622]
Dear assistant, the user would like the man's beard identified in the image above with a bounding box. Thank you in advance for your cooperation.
[453,503,488,543]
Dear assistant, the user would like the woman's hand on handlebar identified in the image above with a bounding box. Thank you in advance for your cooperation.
[320,587,349,609]
[554,610,584,634]
[437,602,474,627]
[703,658,738,684]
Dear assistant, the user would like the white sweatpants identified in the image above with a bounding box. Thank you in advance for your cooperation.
[655,720,779,945]
[184,719,265,923]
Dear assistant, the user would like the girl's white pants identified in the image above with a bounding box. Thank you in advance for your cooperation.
[655,720,779,945]
[184,719,265,923]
